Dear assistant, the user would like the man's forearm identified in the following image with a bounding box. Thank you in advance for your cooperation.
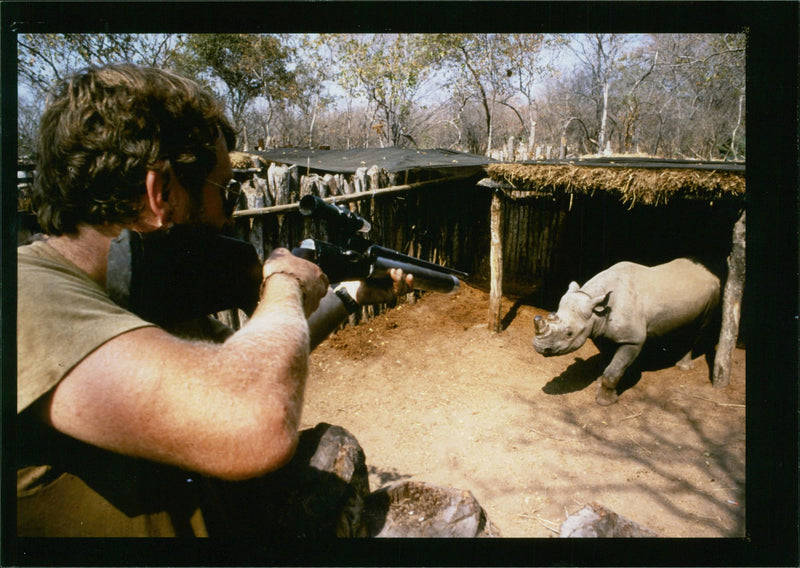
[307,289,352,351]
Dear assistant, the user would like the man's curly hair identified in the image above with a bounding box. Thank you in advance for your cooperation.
[33,63,236,235]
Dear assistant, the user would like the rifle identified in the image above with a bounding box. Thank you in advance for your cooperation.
[106,225,262,326]
[106,197,466,326]
[292,195,466,294]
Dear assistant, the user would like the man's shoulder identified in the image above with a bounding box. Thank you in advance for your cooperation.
[17,237,51,260]
[18,238,100,296]
[17,238,155,414]
[19,238,76,271]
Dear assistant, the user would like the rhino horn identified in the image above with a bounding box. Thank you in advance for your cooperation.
[534,315,549,335]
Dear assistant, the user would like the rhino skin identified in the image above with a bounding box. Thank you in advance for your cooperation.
[533,259,720,405]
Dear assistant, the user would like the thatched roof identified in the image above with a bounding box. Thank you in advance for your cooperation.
[230,151,266,171]
[485,159,745,206]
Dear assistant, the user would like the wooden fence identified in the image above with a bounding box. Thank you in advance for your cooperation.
[16,157,745,365]
[227,163,489,328]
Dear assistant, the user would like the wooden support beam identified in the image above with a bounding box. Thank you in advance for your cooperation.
[488,191,503,332]
[713,209,745,388]
[232,172,477,218]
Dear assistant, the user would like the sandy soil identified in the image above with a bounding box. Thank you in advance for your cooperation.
[300,284,746,538]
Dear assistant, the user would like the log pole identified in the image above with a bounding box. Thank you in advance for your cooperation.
[713,210,746,388]
[488,190,503,332]
[232,173,477,218]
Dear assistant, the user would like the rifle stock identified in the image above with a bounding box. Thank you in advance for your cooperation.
[107,227,261,326]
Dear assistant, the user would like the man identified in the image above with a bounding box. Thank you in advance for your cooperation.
[17,63,411,537]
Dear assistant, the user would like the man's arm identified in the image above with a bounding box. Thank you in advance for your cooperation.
[306,269,414,350]
[44,249,328,481]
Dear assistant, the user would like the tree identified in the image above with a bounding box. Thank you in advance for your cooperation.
[180,34,297,150]
[18,33,185,97]
[17,33,186,158]
[504,34,558,158]
[426,34,520,157]
[17,32,745,160]
[642,33,745,159]
[285,35,339,149]
[17,93,42,157]
[321,34,441,148]
[562,34,633,154]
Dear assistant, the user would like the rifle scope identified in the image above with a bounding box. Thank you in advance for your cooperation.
[299,195,371,234]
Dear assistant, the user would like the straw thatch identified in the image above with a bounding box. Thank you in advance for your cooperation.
[486,163,745,207]
[230,151,266,170]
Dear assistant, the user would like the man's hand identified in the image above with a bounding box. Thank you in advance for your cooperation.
[262,248,329,317]
[339,268,415,306]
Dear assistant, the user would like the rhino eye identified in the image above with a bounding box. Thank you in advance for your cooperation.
[566,330,574,338]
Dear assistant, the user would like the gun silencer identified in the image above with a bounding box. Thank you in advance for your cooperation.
[369,256,460,294]
[366,244,468,279]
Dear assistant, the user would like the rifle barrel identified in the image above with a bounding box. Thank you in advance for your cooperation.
[367,245,468,279]
[370,256,461,294]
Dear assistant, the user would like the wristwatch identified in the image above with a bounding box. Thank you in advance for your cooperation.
[334,284,361,314]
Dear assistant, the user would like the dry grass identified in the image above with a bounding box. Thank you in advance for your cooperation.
[230,151,266,170]
[486,163,745,206]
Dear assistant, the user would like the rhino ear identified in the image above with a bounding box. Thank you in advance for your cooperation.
[567,281,580,293]
[591,291,612,316]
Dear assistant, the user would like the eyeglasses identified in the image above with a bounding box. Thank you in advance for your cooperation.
[206,178,242,216]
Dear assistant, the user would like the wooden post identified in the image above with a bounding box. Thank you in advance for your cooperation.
[367,164,384,190]
[269,163,293,205]
[241,175,267,261]
[488,190,503,332]
[323,173,339,196]
[713,210,746,388]
[300,173,317,198]
[354,167,367,193]
[216,309,241,330]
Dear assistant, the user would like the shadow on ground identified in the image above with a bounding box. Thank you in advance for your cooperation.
[542,355,605,394]
[541,333,719,398]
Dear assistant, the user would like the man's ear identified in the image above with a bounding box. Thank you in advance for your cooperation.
[144,169,172,226]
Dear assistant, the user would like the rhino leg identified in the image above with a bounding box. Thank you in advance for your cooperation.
[595,343,643,405]
[596,378,619,406]
[676,350,695,371]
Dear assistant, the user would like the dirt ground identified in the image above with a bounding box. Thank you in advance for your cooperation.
[300,284,746,538]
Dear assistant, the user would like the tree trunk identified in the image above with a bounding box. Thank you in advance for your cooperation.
[241,126,249,152]
[729,94,745,161]
[488,191,503,332]
[598,82,609,154]
[713,210,746,388]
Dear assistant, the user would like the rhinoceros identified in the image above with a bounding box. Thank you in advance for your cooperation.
[533,259,720,405]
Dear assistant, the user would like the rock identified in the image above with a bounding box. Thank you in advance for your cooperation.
[560,502,659,537]
[303,423,371,537]
[364,480,499,537]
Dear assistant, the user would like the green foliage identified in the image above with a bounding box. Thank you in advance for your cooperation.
[181,34,298,141]
[17,33,187,156]
[16,33,745,160]
[320,34,440,147]
[18,33,186,96]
